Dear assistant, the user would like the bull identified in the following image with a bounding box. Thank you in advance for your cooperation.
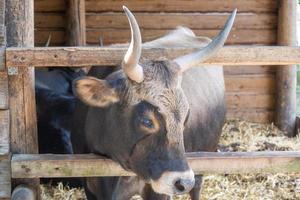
[72,6,236,199]
[36,68,84,154]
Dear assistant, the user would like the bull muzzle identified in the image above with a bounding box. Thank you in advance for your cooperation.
[150,169,195,196]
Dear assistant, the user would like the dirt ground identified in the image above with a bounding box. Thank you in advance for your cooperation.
[41,120,300,200]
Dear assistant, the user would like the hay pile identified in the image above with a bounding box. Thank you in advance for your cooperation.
[41,120,300,200]
[41,183,86,200]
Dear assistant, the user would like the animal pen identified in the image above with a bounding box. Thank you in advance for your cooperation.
[0,0,299,199]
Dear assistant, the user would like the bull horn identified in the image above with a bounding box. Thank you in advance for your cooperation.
[45,34,52,47]
[174,9,237,73]
[122,6,144,83]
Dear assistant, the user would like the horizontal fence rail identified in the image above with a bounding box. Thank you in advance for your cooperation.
[11,151,300,178]
[5,46,300,67]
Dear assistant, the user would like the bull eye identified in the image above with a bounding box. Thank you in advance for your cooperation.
[140,116,154,128]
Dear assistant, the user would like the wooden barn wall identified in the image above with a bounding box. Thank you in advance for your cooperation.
[34,0,278,123]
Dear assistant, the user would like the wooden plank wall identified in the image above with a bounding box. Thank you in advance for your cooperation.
[34,0,278,123]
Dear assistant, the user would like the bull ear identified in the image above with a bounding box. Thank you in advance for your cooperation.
[73,76,119,107]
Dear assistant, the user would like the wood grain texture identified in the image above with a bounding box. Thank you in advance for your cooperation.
[0,0,5,62]
[85,13,277,30]
[225,74,275,93]
[34,13,66,28]
[0,1,10,196]
[86,29,276,45]
[0,62,8,110]
[0,0,4,26]
[35,0,66,12]
[6,46,300,67]
[84,0,278,13]
[35,0,277,13]
[0,25,5,48]
[224,65,275,75]
[275,0,298,137]
[226,93,275,110]
[11,151,300,178]
[0,110,9,155]
[34,30,65,46]
[6,0,39,196]
[35,12,277,30]
[227,109,274,123]
[6,0,38,154]
[0,155,11,199]
[34,28,276,46]
[66,0,86,46]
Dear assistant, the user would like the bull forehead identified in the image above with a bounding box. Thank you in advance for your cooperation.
[147,87,189,143]
[124,60,189,141]
[131,81,189,143]
[151,88,189,122]
[131,60,189,116]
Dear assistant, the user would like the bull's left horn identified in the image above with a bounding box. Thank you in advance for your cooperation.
[174,9,237,73]
[122,6,144,83]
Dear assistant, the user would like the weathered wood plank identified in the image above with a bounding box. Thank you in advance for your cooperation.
[226,93,275,109]
[227,109,274,123]
[0,0,5,26]
[86,29,276,45]
[6,0,39,196]
[34,12,66,28]
[275,0,298,137]
[225,74,275,93]
[0,110,9,155]
[0,26,4,48]
[0,155,11,199]
[0,0,5,46]
[36,0,278,13]
[35,0,66,12]
[34,28,276,46]
[85,13,277,30]
[35,12,277,30]
[35,0,277,13]
[6,46,300,67]
[0,25,5,48]
[84,0,277,13]
[224,65,275,75]
[11,151,300,178]
[0,70,8,110]
[35,30,65,46]
[0,46,5,71]
[66,0,86,46]
[6,0,38,154]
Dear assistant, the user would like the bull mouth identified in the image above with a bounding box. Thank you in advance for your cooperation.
[150,169,195,196]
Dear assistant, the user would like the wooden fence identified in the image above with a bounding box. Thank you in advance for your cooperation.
[0,0,299,200]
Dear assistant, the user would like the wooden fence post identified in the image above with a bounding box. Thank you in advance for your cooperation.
[66,0,86,46]
[0,0,11,199]
[66,0,90,73]
[6,0,39,199]
[275,0,298,137]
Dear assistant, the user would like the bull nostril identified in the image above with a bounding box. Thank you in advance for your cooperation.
[174,179,185,192]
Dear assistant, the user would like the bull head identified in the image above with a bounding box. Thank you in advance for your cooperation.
[73,6,236,196]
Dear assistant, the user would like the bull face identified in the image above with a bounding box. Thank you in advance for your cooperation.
[73,6,236,196]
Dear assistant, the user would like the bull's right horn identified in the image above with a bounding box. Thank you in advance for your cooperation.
[122,6,144,83]
[173,9,237,73]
